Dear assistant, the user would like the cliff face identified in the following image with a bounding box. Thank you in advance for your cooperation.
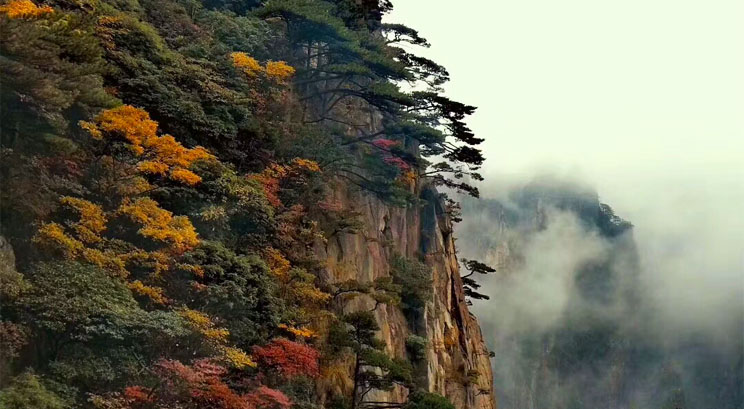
[315,183,495,409]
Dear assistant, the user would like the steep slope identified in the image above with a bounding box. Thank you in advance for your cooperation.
[316,183,495,409]
[0,1,497,408]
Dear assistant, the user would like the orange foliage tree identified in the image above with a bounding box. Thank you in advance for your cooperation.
[253,338,320,379]
[34,106,212,287]
[80,105,212,187]
[32,107,220,343]
[0,0,53,19]
[91,359,293,409]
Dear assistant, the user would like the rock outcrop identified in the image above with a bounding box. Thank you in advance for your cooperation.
[315,183,496,409]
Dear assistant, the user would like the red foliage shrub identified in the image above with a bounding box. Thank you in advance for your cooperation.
[371,138,400,150]
[383,157,411,170]
[245,386,292,409]
[152,359,250,409]
[123,386,153,403]
[252,338,320,378]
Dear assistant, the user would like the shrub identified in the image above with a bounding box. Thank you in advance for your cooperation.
[390,254,432,315]
[405,335,428,363]
[253,338,320,378]
[0,372,66,409]
[403,391,455,409]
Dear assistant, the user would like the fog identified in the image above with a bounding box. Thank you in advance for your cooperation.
[384,0,743,347]
[385,0,744,405]
[452,172,743,408]
[602,172,744,348]
[469,208,609,334]
[385,1,743,405]
[462,170,744,344]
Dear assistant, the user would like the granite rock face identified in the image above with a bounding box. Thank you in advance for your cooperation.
[315,183,496,409]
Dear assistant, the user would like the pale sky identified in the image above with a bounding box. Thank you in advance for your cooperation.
[388,0,744,333]
[388,0,743,187]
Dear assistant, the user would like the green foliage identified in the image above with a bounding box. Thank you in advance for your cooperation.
[329,311,380,353]
[0,264,29,303]
[0,0,483,407]
[97,0,283,167]
[0,6,118,153]
[201,0,264,15]
[0,372,66,409]
[403,391,456,409]
[327,396,352,409]
[460,258,496,303]
[405,335,427,363]
[271,375,320,409]
[328,311,413,407]
[390,254,432,315]
[360,349,412,385]
[256,0,485,199]
[20,261,144,337]
[13,261,191,395]
[166,160,277,249]
[179,241,282,346]
[331,277,401,310]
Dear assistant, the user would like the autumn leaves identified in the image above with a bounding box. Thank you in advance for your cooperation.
[231,52,295,83]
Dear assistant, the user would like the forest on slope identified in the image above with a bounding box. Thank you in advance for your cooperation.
[0,1,491,408]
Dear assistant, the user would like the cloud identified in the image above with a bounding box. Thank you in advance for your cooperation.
[456,173,744,408]
[472,209,610,335]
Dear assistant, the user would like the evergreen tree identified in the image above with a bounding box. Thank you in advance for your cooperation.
[460,258,496,303]
[329,311,412,409]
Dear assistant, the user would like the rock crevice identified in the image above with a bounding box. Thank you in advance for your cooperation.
[317,183,495,409]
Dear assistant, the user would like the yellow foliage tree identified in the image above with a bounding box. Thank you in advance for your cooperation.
[34,198,128,275]
[0,0,53,19]
[59,197,107,244]
[180,308,257,368]
[265,247,291,280]
[230,52,295,83]
[278,323,316,339]
[34,195,199,282]
[35,222,84,259]
[231,52,263,77]
[80,105,212,186]
[265,247,329,330]
[129,280,169,305]
[291,157,320,172]
[265,61,296,82]
[118,197,199,253]
[34,107,206,304]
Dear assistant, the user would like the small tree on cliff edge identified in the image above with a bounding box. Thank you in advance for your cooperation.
[403,391,456,409]
[460,259,496,304]
[329,311,412,409]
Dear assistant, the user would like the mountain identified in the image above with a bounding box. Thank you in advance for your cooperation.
[0,1,494,409]
[457,179,743,409]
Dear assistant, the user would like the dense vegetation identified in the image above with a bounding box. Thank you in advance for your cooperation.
[0,0,486,408]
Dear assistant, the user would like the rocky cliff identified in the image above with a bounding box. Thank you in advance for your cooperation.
[315,182,495,409]
[0,0,496,407]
